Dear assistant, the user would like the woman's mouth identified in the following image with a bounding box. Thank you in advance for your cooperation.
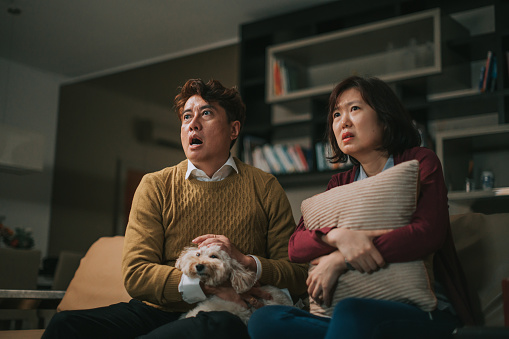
[342,132,354,142]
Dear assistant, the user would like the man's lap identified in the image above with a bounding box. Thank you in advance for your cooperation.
[42,299,248,339]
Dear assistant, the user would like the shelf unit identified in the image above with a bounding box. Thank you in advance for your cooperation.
[436,124,509,213]
[266,9,445,103]
[239,0,509,189]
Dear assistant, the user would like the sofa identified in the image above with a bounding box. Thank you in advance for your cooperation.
[1,213,508,338]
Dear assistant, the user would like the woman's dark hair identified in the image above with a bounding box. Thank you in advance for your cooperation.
[326,76,421,165]
[174,79,246,148]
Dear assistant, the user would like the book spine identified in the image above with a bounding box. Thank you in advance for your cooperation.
[287,145,305,172]
[262,144,283,174]
[481,51,493,93]
[273,144,296,173]
[293,144,309,171]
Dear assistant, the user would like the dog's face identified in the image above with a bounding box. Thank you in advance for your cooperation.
[176,245,256,293]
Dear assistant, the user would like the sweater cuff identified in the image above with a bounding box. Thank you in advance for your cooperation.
[164,270,184,303]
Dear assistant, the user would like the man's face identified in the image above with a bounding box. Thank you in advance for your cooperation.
[180,95,240,174]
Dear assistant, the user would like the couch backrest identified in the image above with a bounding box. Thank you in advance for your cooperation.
[450,213,509,327]
[0,248,41,289]
[57,236,131,311]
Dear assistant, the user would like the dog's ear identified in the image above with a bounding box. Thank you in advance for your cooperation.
[230,258,256,294]
[175,246,193,270]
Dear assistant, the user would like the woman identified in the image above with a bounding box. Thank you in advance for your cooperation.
[248,76,478,339]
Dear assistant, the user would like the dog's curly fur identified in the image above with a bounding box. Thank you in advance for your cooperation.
[175,245,293,324]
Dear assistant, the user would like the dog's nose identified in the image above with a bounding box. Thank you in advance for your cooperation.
[196,264,205,272]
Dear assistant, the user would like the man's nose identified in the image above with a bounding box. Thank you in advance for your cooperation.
[188,115,201,130]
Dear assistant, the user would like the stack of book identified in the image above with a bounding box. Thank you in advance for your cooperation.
[243,136,311,175]
[272,59,306,96]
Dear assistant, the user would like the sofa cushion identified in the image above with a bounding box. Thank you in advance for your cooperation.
[301,160,437,317]
[450,213,509,327]
[57,236,131,311]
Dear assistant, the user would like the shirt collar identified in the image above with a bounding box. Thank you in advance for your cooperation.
[356,155,394,181]
[185,154,238,182]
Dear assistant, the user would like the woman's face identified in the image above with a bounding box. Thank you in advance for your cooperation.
[332,88,385,161]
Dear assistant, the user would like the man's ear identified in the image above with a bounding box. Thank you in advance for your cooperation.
[230,121,241,141]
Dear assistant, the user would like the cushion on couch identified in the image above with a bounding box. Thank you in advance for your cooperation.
[301,160,437,317]
[57,236,131,311]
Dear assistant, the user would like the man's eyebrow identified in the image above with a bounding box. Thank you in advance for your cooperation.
[182,104,216,114]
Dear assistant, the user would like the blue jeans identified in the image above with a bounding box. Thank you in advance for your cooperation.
[248,298,461,339]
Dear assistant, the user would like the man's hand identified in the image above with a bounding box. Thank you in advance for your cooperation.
[306,251,346,307]
[322,228,391,273]
[193,234,256,272]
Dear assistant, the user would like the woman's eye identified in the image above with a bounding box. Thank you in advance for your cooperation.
[183,114,191,120]
[333,112,341,118]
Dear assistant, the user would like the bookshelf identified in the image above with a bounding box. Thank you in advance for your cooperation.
[266,9,447,103]
[239,0,509,189]
[435,124,509,213]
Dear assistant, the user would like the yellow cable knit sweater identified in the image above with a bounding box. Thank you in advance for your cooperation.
[122,157,308,312]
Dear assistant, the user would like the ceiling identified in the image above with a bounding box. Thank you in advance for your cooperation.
[0,0,336,79]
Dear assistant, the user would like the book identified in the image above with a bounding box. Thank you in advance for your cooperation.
[315,142,326,171]
[293,144,309,172]
[287,145,306,172]
[481,51,493,93]
[273,60,283,96]
[262,144,283,174]
[252,146,271,173]
[273,144,296,173]
[242,135,266,166]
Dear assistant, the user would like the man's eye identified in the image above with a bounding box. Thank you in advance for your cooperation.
[351,106,360,111]
[202,110,211,116]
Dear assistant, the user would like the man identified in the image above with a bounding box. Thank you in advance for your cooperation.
[43,79,307,338]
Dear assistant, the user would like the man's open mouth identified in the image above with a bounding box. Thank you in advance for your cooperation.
[191,137,203,145]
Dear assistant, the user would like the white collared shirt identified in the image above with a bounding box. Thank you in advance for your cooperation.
[179,154,262,303]
[185,154,238,181]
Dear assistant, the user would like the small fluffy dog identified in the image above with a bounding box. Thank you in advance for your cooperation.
[175,245,293,324]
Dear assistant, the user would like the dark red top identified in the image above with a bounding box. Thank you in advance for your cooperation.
[289,147,479,326]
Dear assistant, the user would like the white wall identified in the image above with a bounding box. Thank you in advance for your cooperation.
[0,58,67,257]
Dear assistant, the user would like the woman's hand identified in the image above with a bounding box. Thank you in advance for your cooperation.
[193,234,256,272]
[307,251,346,307]
[322,228,392,273]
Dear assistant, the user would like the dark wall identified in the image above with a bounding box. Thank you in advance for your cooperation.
[49,45,239,256]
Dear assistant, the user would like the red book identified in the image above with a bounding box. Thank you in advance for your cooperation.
[273,61,282,96]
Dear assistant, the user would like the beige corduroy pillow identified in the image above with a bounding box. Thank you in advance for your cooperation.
[301,159,437,317]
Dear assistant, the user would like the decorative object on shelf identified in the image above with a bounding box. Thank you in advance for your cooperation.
[0,221,35,249]
[481,170,494,191]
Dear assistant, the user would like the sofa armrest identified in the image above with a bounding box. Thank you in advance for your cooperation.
[0,289,65,309]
